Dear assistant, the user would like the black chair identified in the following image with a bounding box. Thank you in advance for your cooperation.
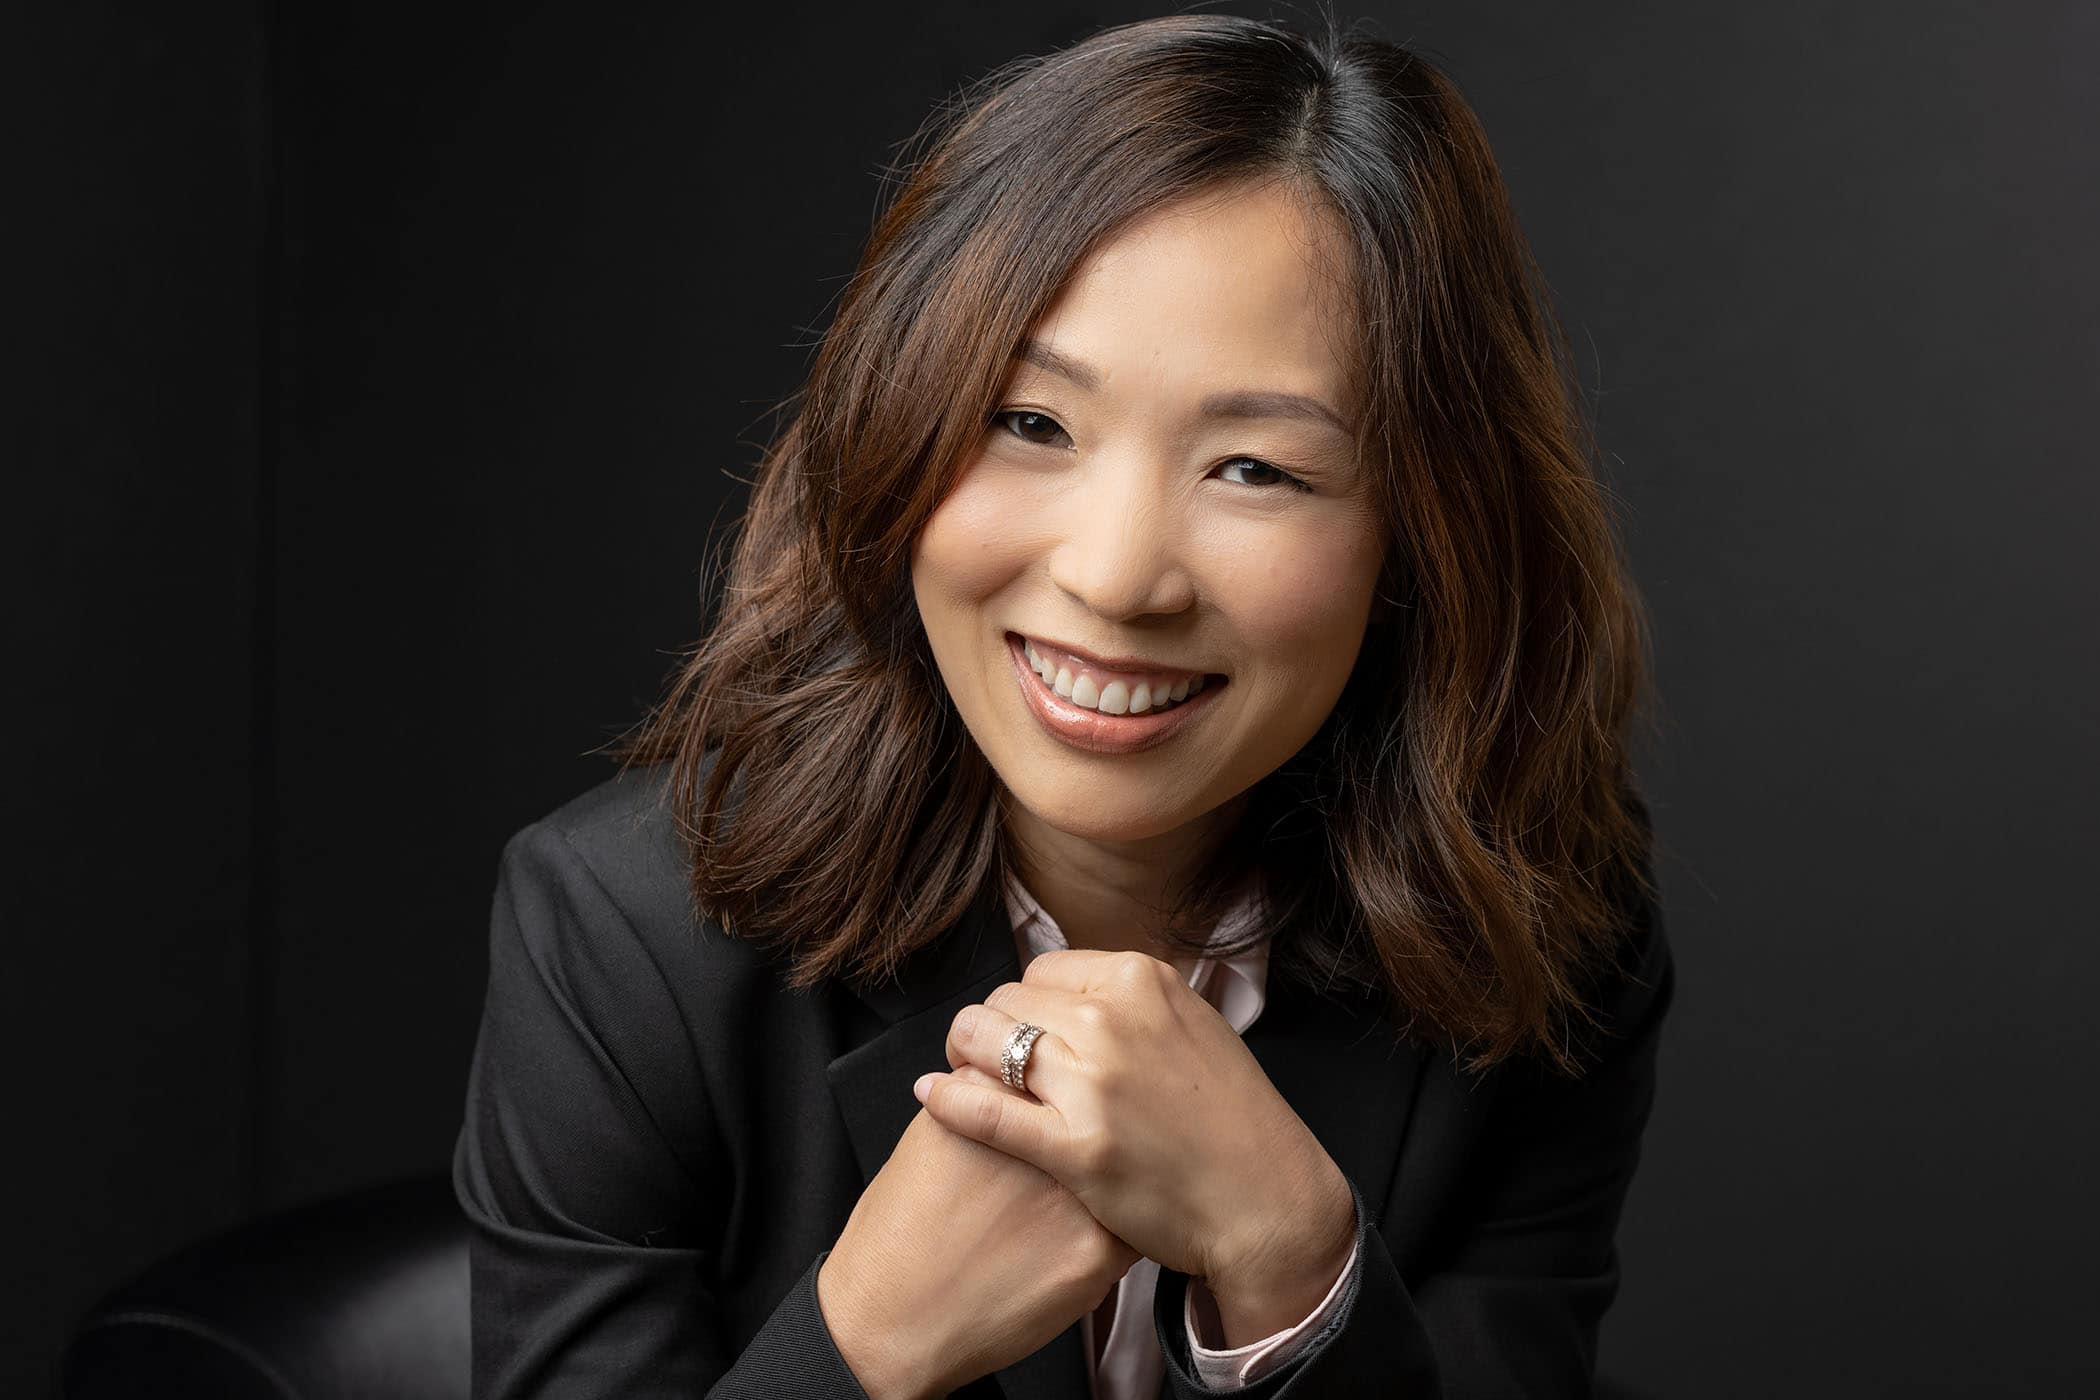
[62,1173,1657,1398]
[62,1173,468,1400]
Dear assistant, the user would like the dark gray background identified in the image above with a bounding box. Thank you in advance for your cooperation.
[10,2,2095,1394]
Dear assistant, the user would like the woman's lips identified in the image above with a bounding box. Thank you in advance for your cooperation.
[1004,633,1225,755]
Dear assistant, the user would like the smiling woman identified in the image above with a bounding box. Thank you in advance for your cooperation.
[453,11,1674,1400]
[911,177,1390,945]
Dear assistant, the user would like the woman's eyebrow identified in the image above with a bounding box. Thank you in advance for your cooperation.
[1202,388,1354,437]
[1013,338,1354,437]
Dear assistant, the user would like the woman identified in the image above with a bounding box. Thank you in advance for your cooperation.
[453,12,1674,1399]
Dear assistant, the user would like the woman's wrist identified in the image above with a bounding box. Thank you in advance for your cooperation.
[816,1250,943,1400]
[1202,1156,1356,1346]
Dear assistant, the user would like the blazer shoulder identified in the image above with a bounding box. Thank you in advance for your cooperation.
[497,757,777,999]
[528,761,689,916]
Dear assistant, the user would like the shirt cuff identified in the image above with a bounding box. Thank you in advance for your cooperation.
[1182,1236,1360,1389]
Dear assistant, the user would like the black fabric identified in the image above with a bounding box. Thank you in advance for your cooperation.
[453,760,1674,1398]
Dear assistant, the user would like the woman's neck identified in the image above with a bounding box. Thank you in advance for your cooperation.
[999,785,1249,966]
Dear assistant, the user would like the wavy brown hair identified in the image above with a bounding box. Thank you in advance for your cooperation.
[611,12,1661,1077]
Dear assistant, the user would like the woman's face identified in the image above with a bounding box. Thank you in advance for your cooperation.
[910,177,1387,846]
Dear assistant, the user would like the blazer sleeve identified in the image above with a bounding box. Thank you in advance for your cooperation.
[1150,865,1677,1398]
[451,819,875,1399]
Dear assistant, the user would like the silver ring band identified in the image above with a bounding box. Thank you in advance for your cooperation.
[1001,1022,1046,1093]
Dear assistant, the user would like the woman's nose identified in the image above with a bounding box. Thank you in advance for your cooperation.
[1042,471,1198,620]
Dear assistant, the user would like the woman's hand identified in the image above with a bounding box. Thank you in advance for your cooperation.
[817,1063,1141,1399]
[916,949,1355,1312]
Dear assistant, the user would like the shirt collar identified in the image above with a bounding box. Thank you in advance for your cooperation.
[1000,867,1271,1035]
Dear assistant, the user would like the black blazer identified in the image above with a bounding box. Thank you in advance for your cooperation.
[452,761,1674,1399]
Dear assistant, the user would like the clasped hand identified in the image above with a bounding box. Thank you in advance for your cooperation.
[915,948,1347,1294]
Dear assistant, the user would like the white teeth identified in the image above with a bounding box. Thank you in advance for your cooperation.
[1021,636,1209,714]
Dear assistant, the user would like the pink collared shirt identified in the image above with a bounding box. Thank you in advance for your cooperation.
[1002,872,1360,1397]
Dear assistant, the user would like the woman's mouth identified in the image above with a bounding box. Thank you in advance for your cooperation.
[1003,632,1227,755]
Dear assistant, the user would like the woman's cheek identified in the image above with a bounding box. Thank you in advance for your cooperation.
[1241,513,1379,624]
[915,460,1040,594]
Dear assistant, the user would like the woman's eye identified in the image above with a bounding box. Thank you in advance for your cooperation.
[989,410,1311,494]
[1216,458,1312,493]
[992,409,1069,447]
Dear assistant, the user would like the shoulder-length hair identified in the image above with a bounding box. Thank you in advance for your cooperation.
[612,12,1660,1077]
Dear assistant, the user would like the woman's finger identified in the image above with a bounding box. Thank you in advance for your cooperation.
[913,1059,1068,1175]
[943,990,1086,1103]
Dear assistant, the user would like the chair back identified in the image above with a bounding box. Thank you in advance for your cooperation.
[63,1173,467,1400]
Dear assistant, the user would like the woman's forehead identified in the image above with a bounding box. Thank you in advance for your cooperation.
[1015,183,1359,419]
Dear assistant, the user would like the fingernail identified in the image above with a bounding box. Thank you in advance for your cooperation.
[913,1073,934,1102]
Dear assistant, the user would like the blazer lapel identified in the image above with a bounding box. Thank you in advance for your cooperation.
[826,873,1022,1186]
[1235,964,1430,1248]
[825,874,1429,1400]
